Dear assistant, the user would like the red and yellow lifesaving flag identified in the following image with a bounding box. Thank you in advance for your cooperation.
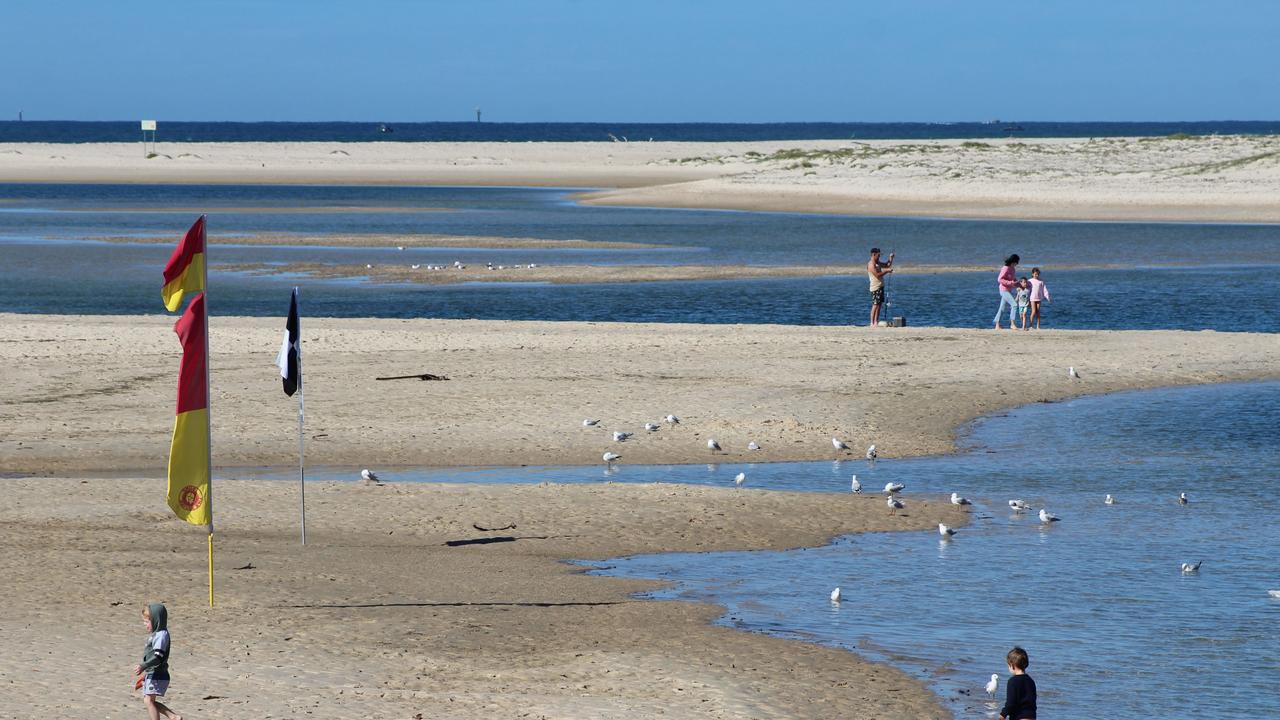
[162,216,206,312]
[167,292,212,525]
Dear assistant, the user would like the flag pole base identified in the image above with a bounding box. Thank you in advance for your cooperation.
[207,531,215,608]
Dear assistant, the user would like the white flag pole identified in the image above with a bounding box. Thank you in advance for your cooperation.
[296,287,307,546]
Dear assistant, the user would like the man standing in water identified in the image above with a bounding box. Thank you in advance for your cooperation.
[867,247,894,327]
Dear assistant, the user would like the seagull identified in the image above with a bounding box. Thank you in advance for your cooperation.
[411,264,421,269]
[884,482,904,494]
[665,414,681,424]
[603,452,621,465]
[583,419,600,427]
[360,468,379,483]
[887,496,905,515]
[1181,561,1202,574]
[1105,494,1116,505]
[985,674,999,698]
[644,422,659,432]
[866,444,878,461]
[1069,366,1081,379]
[1179,492,1189,506]
[734,472,746,485]
[747,441,761,451]
[1039,508,1060,523]
[396,245,405,251]
[833,438,849,452]
[365,264,373,269]
[1267,590,1280,598]
[1008,499,1028,512]
[851,475,861,493]
[830,587,841,603]
[939,523,957,537]
[613,431,632,442]
[707,438,721,453]
[951,492,972,506]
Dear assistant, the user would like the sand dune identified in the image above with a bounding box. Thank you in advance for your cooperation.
[4,135,1278,221]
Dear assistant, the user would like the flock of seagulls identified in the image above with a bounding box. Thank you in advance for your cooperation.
[366,259,548,274]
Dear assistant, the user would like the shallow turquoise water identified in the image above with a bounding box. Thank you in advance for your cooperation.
[3,184,1279,331]
[245,382,1280,718]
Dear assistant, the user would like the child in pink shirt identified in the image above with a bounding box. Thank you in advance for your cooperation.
[1027,267,1051,329]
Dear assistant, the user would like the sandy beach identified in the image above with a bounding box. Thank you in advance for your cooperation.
[0,477,965,720]
[4,135,1279,222]
[3,315,1279,720]
[4,315,1276,475]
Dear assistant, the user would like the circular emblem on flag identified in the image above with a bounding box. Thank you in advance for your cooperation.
[178,485,204,511]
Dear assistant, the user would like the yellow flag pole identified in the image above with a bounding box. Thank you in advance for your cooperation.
[207,532,215,608]
[202,215,215,609]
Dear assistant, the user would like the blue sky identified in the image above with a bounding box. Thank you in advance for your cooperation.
[2,0,1277,122]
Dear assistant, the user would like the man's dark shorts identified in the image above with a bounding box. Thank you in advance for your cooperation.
[870,287,885,306]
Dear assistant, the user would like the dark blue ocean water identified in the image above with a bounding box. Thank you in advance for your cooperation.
[241,381,1280,720]
[2,183,1278,332]
[3,120,1280,144]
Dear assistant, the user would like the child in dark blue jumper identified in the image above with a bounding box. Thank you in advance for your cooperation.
[1000,646,1037,720]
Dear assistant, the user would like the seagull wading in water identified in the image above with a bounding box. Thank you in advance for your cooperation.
[603,452,621,465]
[851,475,861,493]
[830,587,841,603]
[1181,561,1202,574]
[734,472,746,485]
[985,674,999,698]
[951,492,972,506]
[1105,494,1116,505]
[866,444,878,461]
[1008,499,1028,512]
[939,523,957,537]
[1179,492,1189,506]
[1039,508,1060,523]
[360,469,380,483]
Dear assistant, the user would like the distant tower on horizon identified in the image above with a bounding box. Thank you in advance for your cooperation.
[475,106,482,123]
[17,110,22,121]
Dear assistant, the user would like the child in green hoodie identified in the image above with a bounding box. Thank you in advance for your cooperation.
[134,603,181,720]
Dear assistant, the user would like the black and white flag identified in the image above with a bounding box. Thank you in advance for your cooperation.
[275,287,300,396]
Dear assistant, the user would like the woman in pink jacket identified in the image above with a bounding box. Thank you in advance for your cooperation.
[994,254,1020,329]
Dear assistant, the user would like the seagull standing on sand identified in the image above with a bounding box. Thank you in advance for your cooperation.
[645,423,659,432]
[851,475,861,493]
[1069,366,1081,379]
[747,441,761,451]
[951,492,972,506]
[866,444,878,461]
[1009,499,1028,512]
[884,482,904,494]
[1181,561,1202,574]
[887,496,905,515]
[707,438,721,453]
[583,419,600,427]
[1039,508,1060,523]
[603,452,621,465]
[833,438,850,452]
[830,587,841,603]
[665,414,681,425]
[985,674,999,698]
[1105,494,1116,505]
[360,469,380,484]
[734,472,746,485]
[939,523,957,538]
[613,431,632,442]
[1179,492,1189,506]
